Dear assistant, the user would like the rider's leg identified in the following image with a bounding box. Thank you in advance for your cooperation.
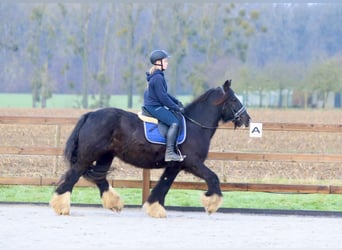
[143,106,185,162]
[164,123,183,162]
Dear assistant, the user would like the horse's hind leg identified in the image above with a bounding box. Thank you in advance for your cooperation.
[50,165,84,215]
[83,153,124,212]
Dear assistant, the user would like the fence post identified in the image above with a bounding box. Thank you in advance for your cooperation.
[53,124,61,176]
[142,169,151,204]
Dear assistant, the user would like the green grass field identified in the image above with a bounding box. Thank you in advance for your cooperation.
[0,93,142,109]
[1,185,342,211]
[0,93,193,109]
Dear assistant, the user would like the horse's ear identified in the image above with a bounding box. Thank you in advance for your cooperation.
[223,79,232,92]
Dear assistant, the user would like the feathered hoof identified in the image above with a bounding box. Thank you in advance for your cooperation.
[102,186,124,212]
[49,192,71,215]
[142,201,167,218]
[201,193,222,214]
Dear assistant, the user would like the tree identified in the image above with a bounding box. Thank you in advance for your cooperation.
[115,3,144,108]
[186,4,219,97]
[61,4,91,108]
[80,5,91,109]
[189,3,266,97]
[2,2,342,111]
[163,3,195,96]
[236,64,272,107]
[308,56,342,108]
[27,4,58,108]
[0,3,19,53]
[91,4,114,108]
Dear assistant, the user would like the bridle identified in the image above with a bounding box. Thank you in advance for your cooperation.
[225,104,246,123]
[183,87,246,129]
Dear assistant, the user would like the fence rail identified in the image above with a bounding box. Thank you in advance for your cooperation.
[1,114,342,203]
[1,176,342,195]
[1,115,342,131]
[0,146,341,163]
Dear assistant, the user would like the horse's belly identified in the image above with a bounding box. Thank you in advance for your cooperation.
[117,150,165,169]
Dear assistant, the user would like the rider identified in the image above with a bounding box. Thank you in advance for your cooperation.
[143,49,185,162]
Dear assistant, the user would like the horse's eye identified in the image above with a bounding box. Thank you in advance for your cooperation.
[230,97,237,103]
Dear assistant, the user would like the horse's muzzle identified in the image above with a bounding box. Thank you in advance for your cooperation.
[233,113,250,129]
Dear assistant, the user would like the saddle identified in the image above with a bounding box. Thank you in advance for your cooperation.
[138,107,186,145]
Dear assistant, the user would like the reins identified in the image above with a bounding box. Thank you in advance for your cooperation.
[183,114,219,129]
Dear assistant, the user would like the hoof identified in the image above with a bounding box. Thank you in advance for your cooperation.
[49,192,71,215]
[102,186,124,212]
[143,202,167,218]
[201,193,222,214]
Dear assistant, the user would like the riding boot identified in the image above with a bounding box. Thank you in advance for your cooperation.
[165,123,184,162]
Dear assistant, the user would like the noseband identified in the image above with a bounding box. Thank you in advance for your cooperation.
[227,105,246,123]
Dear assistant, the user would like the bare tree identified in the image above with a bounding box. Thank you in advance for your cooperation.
[27,4,57,108]
[92,4,114,108]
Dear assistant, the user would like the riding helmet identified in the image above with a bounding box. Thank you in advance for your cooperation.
[149,49,169,65]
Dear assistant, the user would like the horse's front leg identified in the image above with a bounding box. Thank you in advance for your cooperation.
[143,165,181,218]
[187,162,223,214]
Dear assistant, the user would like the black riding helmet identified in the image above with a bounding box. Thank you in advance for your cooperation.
[149,49,169,65]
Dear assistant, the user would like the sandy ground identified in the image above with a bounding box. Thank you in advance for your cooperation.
[0,204,341,249]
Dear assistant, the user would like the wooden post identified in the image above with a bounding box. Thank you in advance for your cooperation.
[52,125,61,176]
[142,169,151,204]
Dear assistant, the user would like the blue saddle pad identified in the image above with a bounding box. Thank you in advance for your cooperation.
[143,117,186,145]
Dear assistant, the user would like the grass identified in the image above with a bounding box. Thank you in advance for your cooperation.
[0,93,193,109]
[1,185,342,212]
[0,93,143,109]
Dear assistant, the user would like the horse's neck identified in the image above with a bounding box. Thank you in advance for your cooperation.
[188,103,221,128]
[192,104,221,122]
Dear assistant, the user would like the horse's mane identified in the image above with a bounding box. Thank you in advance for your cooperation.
[186,87,229,109]
[190,88,216,105]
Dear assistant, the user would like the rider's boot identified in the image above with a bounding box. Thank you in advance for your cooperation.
[164,123,185,162]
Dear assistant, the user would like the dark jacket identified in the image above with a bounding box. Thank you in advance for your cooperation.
[143,69,181,112]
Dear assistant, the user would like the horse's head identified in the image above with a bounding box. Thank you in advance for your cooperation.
[185,80,250,130]
[218,80,251,129]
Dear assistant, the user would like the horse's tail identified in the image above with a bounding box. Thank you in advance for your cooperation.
[64,112,91,166]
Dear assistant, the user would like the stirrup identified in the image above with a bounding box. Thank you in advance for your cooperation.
[176,148,186,161]
[164,149,186,162]
[165,153,183,162]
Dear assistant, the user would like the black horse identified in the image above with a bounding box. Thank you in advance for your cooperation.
[50,80,250,218]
